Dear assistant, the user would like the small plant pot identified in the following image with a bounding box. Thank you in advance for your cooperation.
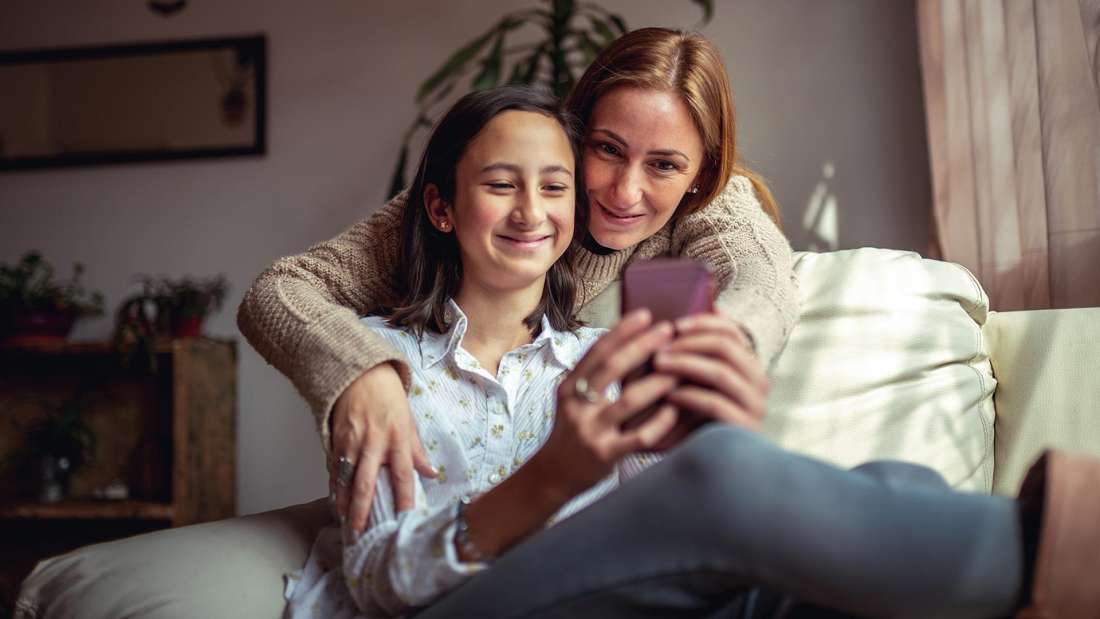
[39,454,73,503]
[4,310,76,346]
[171,316,204,338]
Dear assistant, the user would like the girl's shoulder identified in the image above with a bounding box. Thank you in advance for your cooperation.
[359,315,418,352]
[565,325,608,356]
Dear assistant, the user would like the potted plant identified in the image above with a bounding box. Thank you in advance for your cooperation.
[16,390,98,502]
[0,251,105,345]
[115,274,228,339]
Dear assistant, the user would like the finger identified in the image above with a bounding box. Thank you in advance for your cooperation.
[614,404,679,455]
[653,350,767,414]
[583,321,675,394]
[569,309,653,379]
[388,442,417,514]
[411,432,437,479]
[667,328,769,392]
[347,447,384,535]
[330,442,360,521]
[676,313,751,348]
[666,385,762,429]
[596,373,679,427]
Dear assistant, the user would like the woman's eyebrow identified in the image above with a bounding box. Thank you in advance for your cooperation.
[590,128,691,162]
[480,162,573,176]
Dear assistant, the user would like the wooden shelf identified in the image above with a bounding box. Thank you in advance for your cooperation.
[0,337,235,356]
[0,499,175,520]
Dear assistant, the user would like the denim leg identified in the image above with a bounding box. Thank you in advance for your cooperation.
[414,425,1023,619]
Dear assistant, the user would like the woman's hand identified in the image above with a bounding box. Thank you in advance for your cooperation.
[649,313,770,447]
[329,362,437,535]
[528,310,681,501]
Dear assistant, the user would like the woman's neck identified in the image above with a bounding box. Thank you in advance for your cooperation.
[453,278,544,374]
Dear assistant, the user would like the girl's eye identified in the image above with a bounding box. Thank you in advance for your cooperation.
[487,182,515,190]
[544,183,568,193]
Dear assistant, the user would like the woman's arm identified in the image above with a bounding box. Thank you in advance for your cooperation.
[671,175,800,367]
[237,193,409,436]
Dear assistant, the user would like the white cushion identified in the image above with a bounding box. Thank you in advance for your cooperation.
[764,248,996,492]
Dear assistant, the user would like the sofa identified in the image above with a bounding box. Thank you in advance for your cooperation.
[15,248,1100,618]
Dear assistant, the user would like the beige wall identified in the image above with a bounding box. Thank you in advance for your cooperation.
[0,0,932,514]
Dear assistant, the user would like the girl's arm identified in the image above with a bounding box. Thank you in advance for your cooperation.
[671,175,800,367]
[236,193,409,451]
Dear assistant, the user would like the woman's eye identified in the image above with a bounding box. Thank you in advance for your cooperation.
[653,160,679,172]
[597,142,621,157]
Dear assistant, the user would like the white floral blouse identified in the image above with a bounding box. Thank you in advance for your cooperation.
[284,300,620,618]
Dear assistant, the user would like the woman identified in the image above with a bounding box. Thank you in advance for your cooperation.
[237,28,792,535]
[283,86,1096,618]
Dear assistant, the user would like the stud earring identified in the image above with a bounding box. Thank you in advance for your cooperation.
[438,220,450,231]
[688,186,699,195]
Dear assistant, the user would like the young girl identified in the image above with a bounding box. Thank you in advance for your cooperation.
[282,86,1097,618]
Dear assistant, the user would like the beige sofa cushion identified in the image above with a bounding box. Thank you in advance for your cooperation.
[984,307,1100,496]
[764,248,997,492]
[15,499,330,619]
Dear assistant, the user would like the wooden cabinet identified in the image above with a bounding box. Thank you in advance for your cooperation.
[0,338,236,609]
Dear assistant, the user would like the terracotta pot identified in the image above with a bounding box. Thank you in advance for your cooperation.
[4,310,76,346]
[171,316,204,338]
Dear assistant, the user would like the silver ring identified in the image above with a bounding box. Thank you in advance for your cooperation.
[572,377,602,404]
[336,456,355,487]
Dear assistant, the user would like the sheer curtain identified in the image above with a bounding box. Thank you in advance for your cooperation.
[917,0,1100,310]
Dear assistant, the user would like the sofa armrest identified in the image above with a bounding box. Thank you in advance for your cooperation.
[984,308,1100,496]
[15,498,331,619]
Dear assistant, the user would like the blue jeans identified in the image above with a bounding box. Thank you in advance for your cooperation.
[413,425,1023,618]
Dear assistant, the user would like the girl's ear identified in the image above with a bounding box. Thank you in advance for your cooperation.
[423,184,455,232]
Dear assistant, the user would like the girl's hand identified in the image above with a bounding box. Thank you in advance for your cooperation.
[329,362,437,535]
[528,310,680,501]
[653,313,770,432]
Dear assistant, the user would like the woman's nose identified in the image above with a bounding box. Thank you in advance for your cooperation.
[609,166,643,209]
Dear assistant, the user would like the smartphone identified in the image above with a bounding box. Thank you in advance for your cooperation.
[619,259,714,433]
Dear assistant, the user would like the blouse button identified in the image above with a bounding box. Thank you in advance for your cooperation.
[488,473,502,484]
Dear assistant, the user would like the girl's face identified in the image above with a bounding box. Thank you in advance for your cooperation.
[429,110,576,293]
[582,86,706,250]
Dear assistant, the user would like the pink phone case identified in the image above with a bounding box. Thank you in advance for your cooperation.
[620,258,715,320]
[619,259,715,433]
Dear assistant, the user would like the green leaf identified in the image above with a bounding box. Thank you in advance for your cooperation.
[471,32,504,91]
[507,43,545,85]
[691,0,714,24]
[416,28,496,104]
[588,14,616,45]
[608,13,627,35]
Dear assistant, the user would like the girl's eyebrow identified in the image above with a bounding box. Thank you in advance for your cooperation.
[589,128,692,162]
[480,162,573,176]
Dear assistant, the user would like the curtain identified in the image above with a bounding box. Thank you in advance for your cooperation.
[917,0,1100,310]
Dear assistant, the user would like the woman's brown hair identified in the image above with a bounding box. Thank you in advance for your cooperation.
[565,27,781,226]
[387,86,585,336]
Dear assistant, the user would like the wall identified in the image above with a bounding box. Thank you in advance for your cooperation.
[0,0,932,514]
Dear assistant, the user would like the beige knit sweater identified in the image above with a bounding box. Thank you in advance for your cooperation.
[237,175,799,454]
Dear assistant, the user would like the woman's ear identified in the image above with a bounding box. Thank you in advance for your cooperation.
[423,184,455,232]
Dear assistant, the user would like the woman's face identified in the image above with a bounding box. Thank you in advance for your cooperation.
[438,110,576,293]
[583,87,706,250]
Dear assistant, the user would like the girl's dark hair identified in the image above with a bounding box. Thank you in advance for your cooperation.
[386,86,586,336]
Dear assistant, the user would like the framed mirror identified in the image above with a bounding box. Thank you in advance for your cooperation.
[0,34,266,170]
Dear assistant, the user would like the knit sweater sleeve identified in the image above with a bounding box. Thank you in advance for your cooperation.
[236,193,411,455]
[670,175,800,367]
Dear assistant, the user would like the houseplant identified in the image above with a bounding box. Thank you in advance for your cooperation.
[389,0,714,196]
[8,388,98,503]
[0,251,105,345]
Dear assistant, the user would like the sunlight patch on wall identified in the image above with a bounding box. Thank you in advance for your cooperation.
[802,162,839,252]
